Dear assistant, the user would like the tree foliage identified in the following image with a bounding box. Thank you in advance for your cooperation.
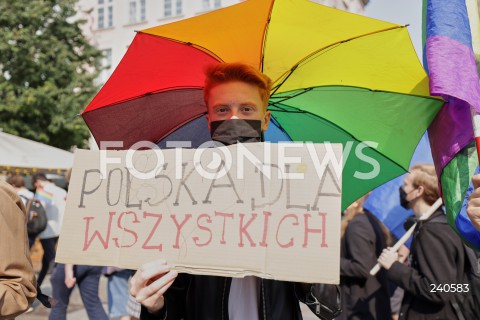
[0,0,103,150]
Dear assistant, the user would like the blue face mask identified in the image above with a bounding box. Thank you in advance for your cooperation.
[210,119,263,146]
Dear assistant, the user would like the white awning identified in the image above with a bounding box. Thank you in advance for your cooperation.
[0,131,73,170]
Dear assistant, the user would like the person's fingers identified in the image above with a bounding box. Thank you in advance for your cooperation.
[65,277,76,289]
[135,270,178,301]
[472,174,480,190]
[469,176,480,201]
[469,186,480,200]
[137,273,177,310]
[378,253,386,261]
[468,197,480,207]
[130,260,169,296]
[466,201,480,230]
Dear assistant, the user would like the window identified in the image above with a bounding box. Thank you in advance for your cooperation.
[107,5,113,27]
[165,0,172,17]
[140,0,146,21]
[103,48,112,69]
[175,0,182,15]
[129,1,136,23]
[129,0,147,23]
[164,0,182,18]
[202,0,221,11]
[98,0,113,29]
[202,0,210,10]
[98,7,105,29]
[100,48,113,83]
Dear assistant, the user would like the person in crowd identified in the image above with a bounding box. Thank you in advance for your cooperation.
[378,164,467,319]
[7,174,37,247]
[129,62,335,319]
[104,267,132,320]
[49,263,108,320]
[48,168,108,320]
[389,244,409,320]
[32,173,67,288]
[338,194,392,320]
[0,180,37,318]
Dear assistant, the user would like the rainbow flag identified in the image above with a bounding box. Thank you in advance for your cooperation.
[35,186,54,207]
[424,0,480,249]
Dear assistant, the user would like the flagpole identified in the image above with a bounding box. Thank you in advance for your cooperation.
[370,197,443,276]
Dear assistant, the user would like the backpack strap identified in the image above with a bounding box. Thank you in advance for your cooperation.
[19,195,32,218]
[18,195,53,309]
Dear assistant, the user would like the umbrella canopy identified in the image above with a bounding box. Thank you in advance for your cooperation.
[0,131,73,172]
[82,0,443,209]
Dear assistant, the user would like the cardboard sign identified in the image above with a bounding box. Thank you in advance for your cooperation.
[56,142,342,283]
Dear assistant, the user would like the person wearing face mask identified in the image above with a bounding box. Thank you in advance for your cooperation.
[129,63,336,320]
[377,164,468,320]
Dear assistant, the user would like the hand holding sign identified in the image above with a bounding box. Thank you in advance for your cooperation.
[467,174,480,231]
[130,259,178,314]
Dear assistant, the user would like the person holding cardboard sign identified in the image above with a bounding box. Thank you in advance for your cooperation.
[130,63,340,320]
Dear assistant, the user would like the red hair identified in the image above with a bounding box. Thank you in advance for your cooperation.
[204,63,272,110]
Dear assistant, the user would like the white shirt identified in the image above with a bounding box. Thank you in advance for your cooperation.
[228,277,259,320]
[17,188,34,206]
[36,182,67,239]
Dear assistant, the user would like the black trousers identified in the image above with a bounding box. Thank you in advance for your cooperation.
[37,236,58,287]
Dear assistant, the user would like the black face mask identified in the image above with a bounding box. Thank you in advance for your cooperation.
[399,186,413,209]
[210,119,263,146]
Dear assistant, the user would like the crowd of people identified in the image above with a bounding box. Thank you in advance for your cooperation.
[1,62,480,320]
[3,173,141,320]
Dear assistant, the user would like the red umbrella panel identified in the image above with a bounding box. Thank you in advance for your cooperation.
[83,35,220,149]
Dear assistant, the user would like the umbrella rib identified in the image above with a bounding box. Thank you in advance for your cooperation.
[268,86,430,172]
[136,31,224,63]
[270,106,409,172]
[83,86,205,112]
[268,115,294,142]
[269,87,314,105]
[154,113,207,145]
[271,25,408,95]
[271,85,444,104]
[260,0,276,72]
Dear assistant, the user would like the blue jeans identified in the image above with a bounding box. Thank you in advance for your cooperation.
[107,269,131,318]
[49,264,108,320]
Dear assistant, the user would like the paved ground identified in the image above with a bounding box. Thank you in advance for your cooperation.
[18,267,316,320]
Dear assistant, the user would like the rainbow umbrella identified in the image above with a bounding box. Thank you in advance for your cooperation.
[82,0,443,210]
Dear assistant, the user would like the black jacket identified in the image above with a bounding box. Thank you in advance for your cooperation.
[387,210,466,320]
[140,275,327,320]
[338,212,392,320]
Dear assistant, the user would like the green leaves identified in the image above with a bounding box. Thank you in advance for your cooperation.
[0,0,103,150]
